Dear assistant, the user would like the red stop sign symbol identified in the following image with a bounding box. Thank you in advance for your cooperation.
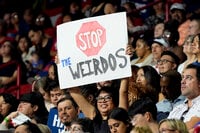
[76,21,106,57]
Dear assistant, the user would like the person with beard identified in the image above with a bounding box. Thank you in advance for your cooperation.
[57,95,79,133]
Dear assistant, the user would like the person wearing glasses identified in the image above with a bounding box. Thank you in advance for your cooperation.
[159,118,189,133]
[151,37,170,69]
[157,50,180,75]
[167,63,200,131]
[69,78,129,133]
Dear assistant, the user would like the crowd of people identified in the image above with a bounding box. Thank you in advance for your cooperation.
[0,0,200,133]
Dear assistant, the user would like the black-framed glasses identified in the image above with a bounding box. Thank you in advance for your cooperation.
[96,95,112,103]
[157,59,175,65]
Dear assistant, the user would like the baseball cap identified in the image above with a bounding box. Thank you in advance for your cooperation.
[153,37,169,48]
[20,92,43,106]
[170,3,185,11]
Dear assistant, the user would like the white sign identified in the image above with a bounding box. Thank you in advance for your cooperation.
[57,12,131,89]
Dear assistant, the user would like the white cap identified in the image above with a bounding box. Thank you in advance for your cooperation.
[153,37,169,48]
[170,3,185,11]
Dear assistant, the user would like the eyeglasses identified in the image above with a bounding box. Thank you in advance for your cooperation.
[96,95,112,103]
[159,128,176,133]
[36,17,45,22]
[157,59,174,65]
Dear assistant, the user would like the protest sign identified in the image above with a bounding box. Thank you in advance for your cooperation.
[57,12,131,89]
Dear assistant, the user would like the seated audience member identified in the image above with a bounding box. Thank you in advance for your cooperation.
[157,50,180,75]
[70,118,94,133]
[178,35,196,74]
[156,70,185,122]
[0,92,49,129]
[108,107,132,133]
[151,37,169,68]
[135,65,161,103]
[0,93,19,122]
[192,33,200,63]
[32,77,54,112]
[0,40,27,91]
[168,63,200,130]
[46,80,66,133]
[57,95,80,132]
[131,31,153,67]
[154,22,164,38]
[128,97,159,133]
[159,118,189,133]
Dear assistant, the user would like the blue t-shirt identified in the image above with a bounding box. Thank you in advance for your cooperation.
[47,107,65,133]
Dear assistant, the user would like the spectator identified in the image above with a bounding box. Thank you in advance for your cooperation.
[0,93,19,123]
[178,35,196,74]
[131,31,153,67]
[156,70,185,122]
[157,50,180,75]
[0,40,27,91]
[35,12,55,38]
[188,14,200,36]
[28,25,53,66]
[164,20,186,63]
[108,107,132,133]
[128,97,159,133]
[154,21,165,38]
[135,65,160,103]
[57,95,79,132]
[168,63,200,130]
[0,92,49,130]
[159,118,189,133]
[47,80,66,133]
[69,78,129,132]
[32,77,54,112]
[151,37,170,68]
[192,33,200,63]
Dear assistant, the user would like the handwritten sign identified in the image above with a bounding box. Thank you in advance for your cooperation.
[57,12,131,89]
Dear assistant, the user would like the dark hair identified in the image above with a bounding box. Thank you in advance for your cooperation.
[15,121,42,133]
[95,86,119,107]
[0,93,18,118]
[20,92,49,124]
[108,107,130,124]
[128,97,157,121]
[57,94,78,109]
[138,30,154,48]
[46,79,60,92]
[186,62,200,81]
[139,65,161,103]
[108,107,131,133]
[17,35,32,53]
[48,62,59,82]
[164,20,180,46]
[161,70,182,100]
[161,50,180,69]
[71,118,94,132]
